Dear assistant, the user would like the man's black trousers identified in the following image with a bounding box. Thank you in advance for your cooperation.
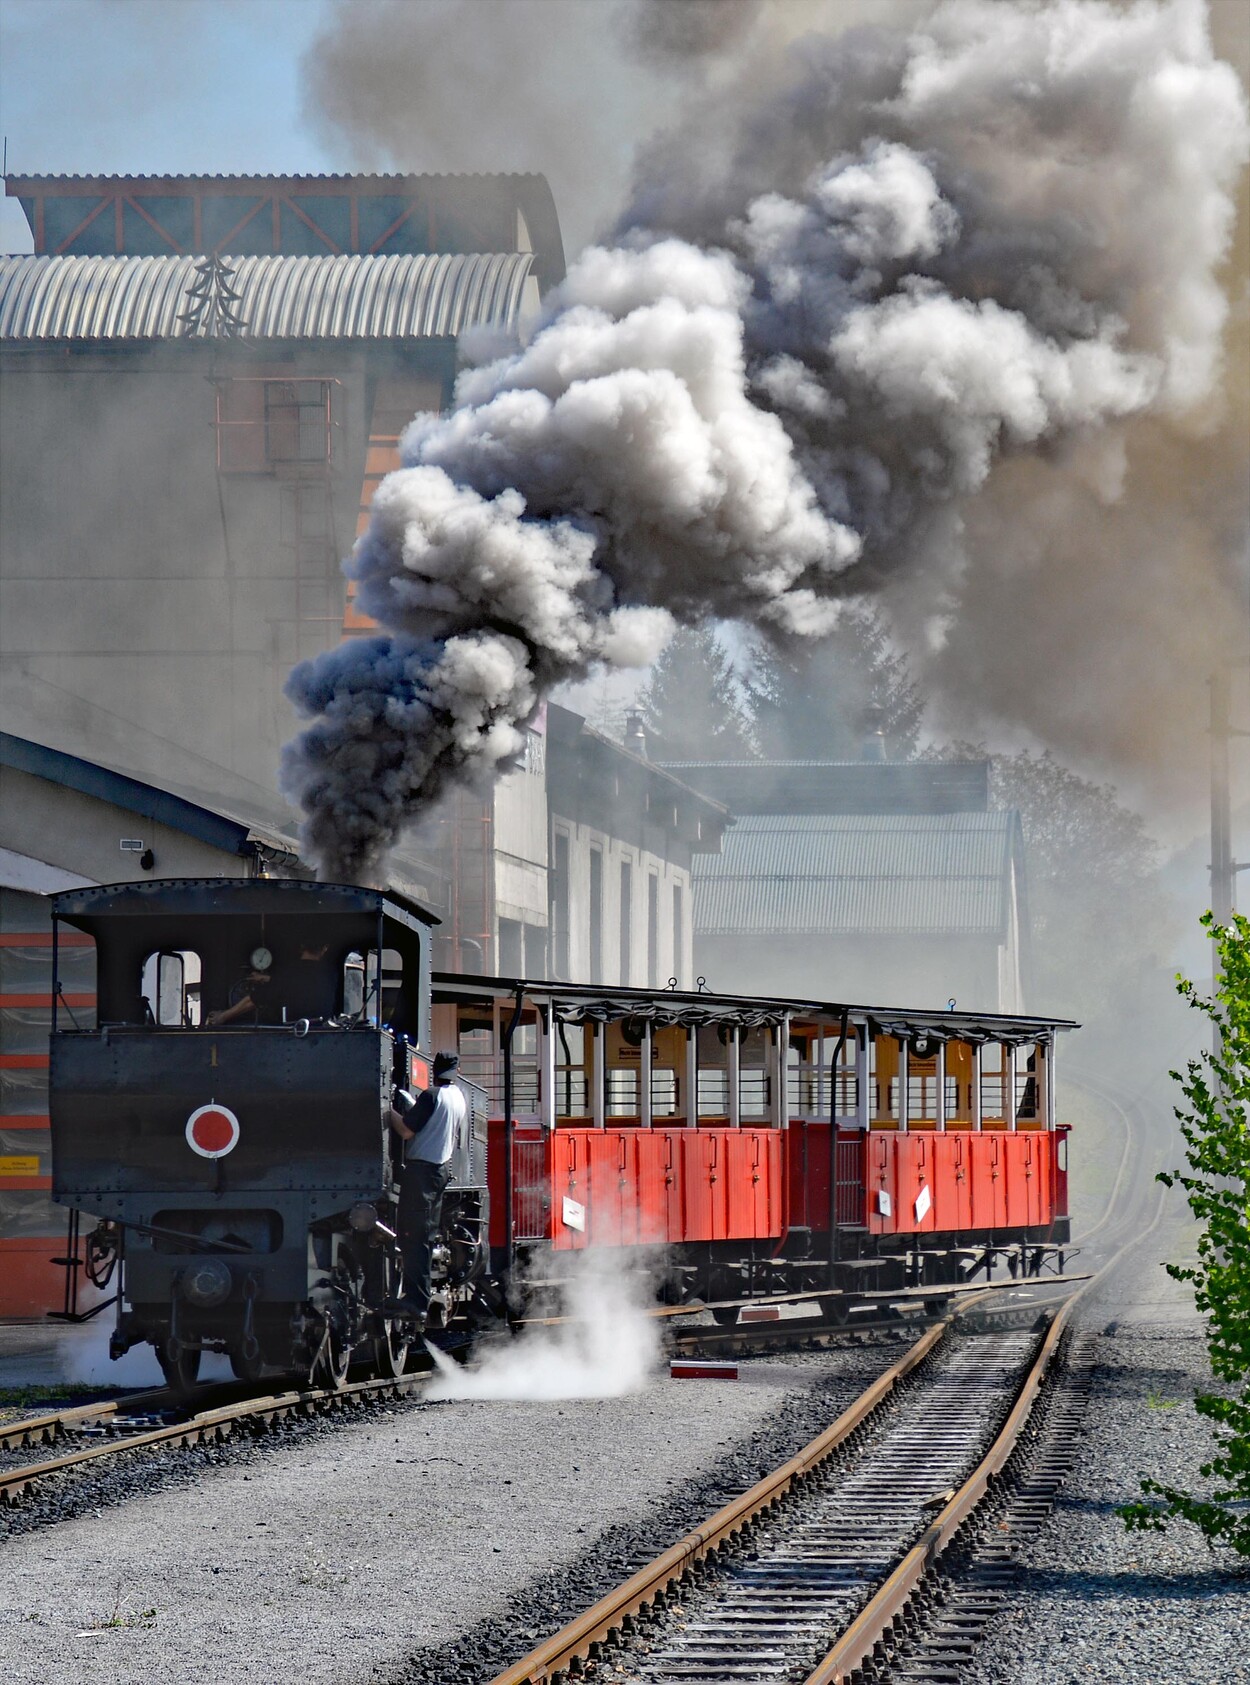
[397,1158,453,1315]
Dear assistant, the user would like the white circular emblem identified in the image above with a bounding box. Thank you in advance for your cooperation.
[186,1103,241,1159]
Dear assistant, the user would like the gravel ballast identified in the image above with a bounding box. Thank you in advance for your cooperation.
[961,1321,1250,1683]
[960,1193,1250,1685]
[0,1337,900,1684]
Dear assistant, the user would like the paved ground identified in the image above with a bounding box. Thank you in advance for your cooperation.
[0,1335,889,1685]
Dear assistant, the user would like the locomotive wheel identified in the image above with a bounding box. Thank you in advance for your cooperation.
[229,1345,265,1382]
[157,1341,202,1395]
[312,1320,353,1391]
[373,1318,410,1379]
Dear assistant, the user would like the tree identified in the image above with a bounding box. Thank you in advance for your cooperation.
[1120,913,1250,1556]
[744,604,923,761]
[636,625,754,759]
[936,746,1180,1057]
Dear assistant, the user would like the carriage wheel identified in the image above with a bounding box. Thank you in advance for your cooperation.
[157,1341,202,1395]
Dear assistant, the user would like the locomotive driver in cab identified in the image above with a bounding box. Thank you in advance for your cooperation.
[387,1052,467,1332]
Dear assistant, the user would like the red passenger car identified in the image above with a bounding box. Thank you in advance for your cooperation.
[435,975,1075,1317]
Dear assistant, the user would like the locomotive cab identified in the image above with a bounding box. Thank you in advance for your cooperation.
[47,878,487,1391]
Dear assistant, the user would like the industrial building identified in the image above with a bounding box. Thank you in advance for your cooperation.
[0,171,729,1317]
[0,171,560,841]
[663,760,1030,1015]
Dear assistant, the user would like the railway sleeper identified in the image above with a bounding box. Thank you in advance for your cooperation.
[851,1331,1096,1685]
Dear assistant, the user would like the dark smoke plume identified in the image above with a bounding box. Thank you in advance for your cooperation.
[620,0,766,65]
[284,0,1248,881]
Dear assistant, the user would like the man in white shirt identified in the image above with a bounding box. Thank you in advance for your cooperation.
[388,1051,468,1331]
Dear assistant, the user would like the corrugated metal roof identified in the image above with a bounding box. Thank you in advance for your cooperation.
[657,759,989,816]
[693,812,1018,938]
[5,172,548,184]
[0,252,535,341]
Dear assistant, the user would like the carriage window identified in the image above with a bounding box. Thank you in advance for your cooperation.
[651,1068,678,1116]
[141,951,200,1027]
[1016,1046,1040,1120]
[608,1068,639,1117]
[554,1021,588,1115]
[738,1026,770,1120]
[980,1044,1007,1121]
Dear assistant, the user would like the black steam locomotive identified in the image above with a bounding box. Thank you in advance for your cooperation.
[49,878,490,1390]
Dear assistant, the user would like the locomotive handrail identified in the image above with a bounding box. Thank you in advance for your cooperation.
[113,1217,256,1254]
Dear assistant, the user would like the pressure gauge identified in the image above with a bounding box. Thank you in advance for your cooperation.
[250,946,273,972]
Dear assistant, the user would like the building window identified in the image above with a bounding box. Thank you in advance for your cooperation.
[523,923,547,979]
[672,883,684,987]
[215,378,334,473]
[647,872,659,989]
[498,917,523,977]
[619,861,633,987]
[551,831,571,981]
[589,847,603,984]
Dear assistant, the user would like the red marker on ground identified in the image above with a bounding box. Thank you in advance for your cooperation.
[670,1358,739,1381]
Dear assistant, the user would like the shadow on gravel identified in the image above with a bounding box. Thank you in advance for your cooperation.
[1017,1566,1246,1602]
[1091,1362,1197,1400]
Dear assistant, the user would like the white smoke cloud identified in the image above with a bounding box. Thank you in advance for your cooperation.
[423,1250,661,1401]
[283,0,1248,879]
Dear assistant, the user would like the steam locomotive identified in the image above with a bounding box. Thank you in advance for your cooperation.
[48,877,1075,1390]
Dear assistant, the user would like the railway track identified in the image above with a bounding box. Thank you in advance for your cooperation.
[482,1084,1167,1685]
[0,1292,1031,1515]
[0,1365,439,1508]
[482,1312,1063,1685]
[0,1261,1079,1514]
[0,1081,1144,1530]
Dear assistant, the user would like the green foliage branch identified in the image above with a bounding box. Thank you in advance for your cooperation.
[1120,912,1250,1555]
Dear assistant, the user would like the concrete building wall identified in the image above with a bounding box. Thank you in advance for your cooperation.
[551,818,693,989]
[0,767,254,885]
[493,729,549,929]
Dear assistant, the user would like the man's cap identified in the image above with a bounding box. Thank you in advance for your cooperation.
[432,1050,459,1078]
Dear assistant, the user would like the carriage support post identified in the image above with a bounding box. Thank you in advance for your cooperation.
[828,1008,849,1285]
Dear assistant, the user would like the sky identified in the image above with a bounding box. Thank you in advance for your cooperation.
[0,0,332,251]
[0,0,667,255]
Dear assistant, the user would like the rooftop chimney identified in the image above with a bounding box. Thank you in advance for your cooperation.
[625,711,648,759]
[860,727,887,763]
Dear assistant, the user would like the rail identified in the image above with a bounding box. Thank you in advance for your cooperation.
[806,1306,1072,1683]
[483,1320,949,1685]
[0,1366,434,1507]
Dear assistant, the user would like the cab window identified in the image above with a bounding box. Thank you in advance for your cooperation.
[141,951,201,1027]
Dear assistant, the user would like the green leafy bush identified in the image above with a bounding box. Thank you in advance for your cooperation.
[1120,912,1250,1555]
